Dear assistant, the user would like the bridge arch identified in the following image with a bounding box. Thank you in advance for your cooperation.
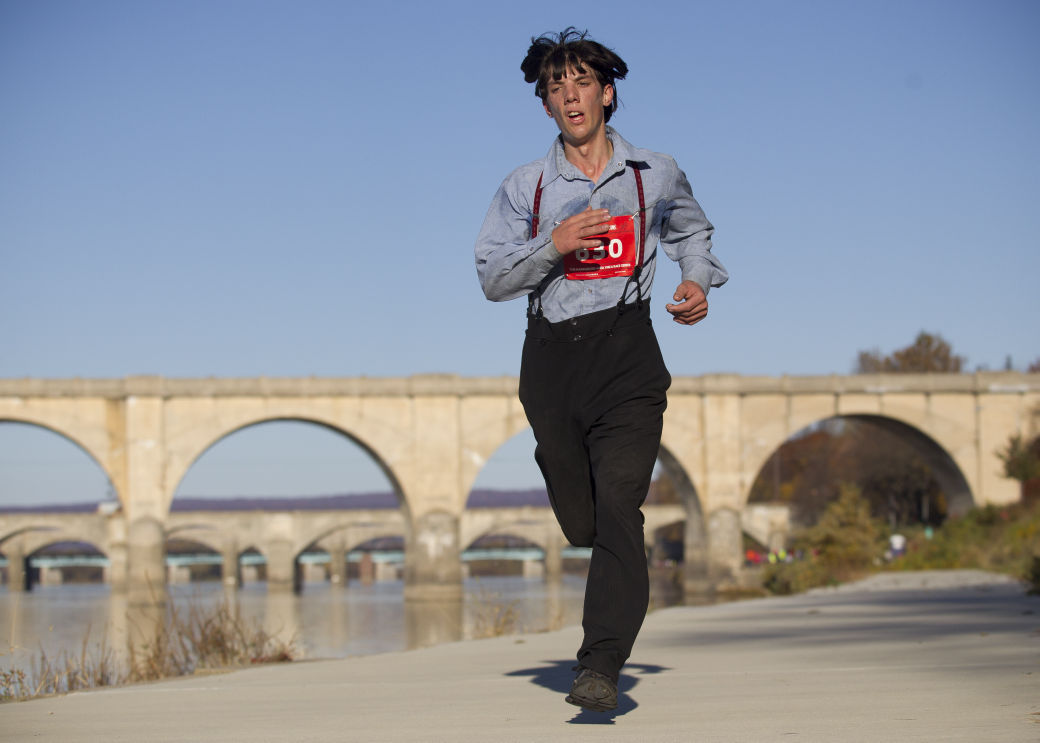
[745,413,974,530]
[462,523,550,553]
[849,414,974,515]
[164,526,225,555]
[463,531,547,551]
[653,443,710,590]
[0,524,58,548]
[24,532,107,558]
[297,519,407,558]
[0,419,119,506]
[164,535,224,584]
[463,532,546,579]
[348,534,404,554]
[742,408,975,512]
[166,415,412,520]
[2,535,108,591]
[458,401,531,509]
[464,428,542,500]
[0,515,109,552]
[341,532,406,555]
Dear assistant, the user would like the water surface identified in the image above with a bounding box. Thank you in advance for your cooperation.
[1,571,688,680]
[0,576,590,676]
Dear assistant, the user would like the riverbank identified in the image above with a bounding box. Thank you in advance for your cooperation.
[2,570,1036,742]
[0,576,593,687]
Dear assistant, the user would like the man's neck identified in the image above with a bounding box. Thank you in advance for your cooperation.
[562,131,614,182]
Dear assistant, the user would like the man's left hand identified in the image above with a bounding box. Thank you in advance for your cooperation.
[665,280,708,325]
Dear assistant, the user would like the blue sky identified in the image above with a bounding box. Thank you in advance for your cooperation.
[2,0,1038,505]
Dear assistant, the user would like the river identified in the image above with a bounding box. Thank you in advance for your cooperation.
[1,573,685,681]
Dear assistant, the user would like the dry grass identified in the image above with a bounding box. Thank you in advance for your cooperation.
[470,587,520,638]
[127,598,294,682]
[2,627,123,700]
[1,597,296,702]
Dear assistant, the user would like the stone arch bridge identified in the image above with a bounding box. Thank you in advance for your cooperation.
[0,504,688,593]
[1,373,1036,603]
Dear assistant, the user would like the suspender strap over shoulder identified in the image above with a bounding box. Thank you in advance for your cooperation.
[528,172,546,319]
[621,164,649,314]
[631,165,646,266]
[531,172,544,240]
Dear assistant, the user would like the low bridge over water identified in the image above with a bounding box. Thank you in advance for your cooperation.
[1,373,1037,604]
[0,504,689,592]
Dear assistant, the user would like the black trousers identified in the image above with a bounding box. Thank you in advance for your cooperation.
[519,302,671,681]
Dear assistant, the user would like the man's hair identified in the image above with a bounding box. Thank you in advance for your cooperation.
[521,27,628,123]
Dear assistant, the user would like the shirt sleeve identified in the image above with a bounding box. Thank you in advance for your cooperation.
[474,171,563,302]
[657,159,728,294]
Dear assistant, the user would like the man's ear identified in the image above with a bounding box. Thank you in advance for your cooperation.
[602,84,614,108]
[543,101,554,117]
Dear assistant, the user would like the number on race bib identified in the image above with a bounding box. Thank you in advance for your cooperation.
[563,215,638,280]
[574,238,625,263]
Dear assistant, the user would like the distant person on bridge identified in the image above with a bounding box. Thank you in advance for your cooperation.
[475,28,728,712]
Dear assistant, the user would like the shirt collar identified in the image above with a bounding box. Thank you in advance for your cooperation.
[542,126,642,184]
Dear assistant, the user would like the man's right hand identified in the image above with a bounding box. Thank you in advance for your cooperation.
[550,207,611,256]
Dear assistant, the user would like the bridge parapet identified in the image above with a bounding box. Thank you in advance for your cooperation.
[4,371,1039,398]
[668,371,1040,395]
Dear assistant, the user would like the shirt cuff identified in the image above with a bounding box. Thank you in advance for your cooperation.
[531,239,563,271]
[680,263,714,296]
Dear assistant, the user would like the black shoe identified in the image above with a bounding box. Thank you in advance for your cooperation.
[566,666,618,712]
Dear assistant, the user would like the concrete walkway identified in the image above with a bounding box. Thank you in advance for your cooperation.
[2,570,1038,742]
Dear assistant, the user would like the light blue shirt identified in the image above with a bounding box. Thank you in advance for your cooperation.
[475,127,728,322]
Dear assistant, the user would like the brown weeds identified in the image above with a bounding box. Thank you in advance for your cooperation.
[2,598,296,702]
[470,587,520,638]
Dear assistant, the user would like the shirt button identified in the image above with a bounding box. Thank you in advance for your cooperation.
[570,319,578,326]
[574,334,582,341]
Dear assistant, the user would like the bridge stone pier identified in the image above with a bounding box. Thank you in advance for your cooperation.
[1,373,1037,604]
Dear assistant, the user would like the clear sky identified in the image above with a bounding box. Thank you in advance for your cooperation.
[2,0,1038,506]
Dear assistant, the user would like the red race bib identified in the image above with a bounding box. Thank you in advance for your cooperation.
[563,215,638,280]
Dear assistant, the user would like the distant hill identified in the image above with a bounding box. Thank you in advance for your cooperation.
[0,502,100,514]
[171,492,400,511]
[172,488,551,511]
[467,488,550,508]
[1,488,551,514]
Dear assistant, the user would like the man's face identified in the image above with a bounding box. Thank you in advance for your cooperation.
[542,66,614,147]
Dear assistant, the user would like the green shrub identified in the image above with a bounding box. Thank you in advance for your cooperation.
[761,483,1040,595]
[762,483,886,595]
[1026,556,1040,596]
[802,483,885,570]
[762,559,836,595]
[890,499,1040,583]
